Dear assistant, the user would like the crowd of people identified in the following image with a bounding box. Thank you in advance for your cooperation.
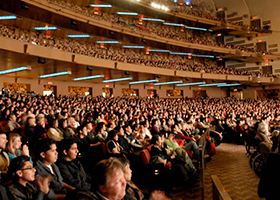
[46,0,272,54]
[0,24,278,78]
[0,93,279,199]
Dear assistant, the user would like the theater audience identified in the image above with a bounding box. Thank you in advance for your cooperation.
[3,113,20,133]
[47,119,63,142]
[0,132,9,181]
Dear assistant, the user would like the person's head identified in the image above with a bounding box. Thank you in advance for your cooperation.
[49,118,59,128]
[151,134,163,147]
[26,115,36,127]
[6,133,22,155]
[8,113,17,122]
[77,125,88,137]
[92,157,126,200]
[0,132,8,150]
[67,117,76,128]
[59,139,78,161]
[119,158,132,182]
[167,132,175,140]
[83,120,93,131]
[36,138,58,165]
[8,155,36,183]
[107,130,119,142]
[114,126,124,136]
[58,118,67,129]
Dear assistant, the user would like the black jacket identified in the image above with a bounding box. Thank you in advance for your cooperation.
[56,157,91,191]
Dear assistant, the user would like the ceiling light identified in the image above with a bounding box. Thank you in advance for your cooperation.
[116,12,138,15]
[73,75,103,81]
[148,49,169,52]
[0,66,31,75]
[90,4,112,7]
[103,77,132,83]
[177,82,205,86]
[96,41,119,44]
[67,35,90,38]
[185,26,208,31]
[154,81,182,85]
[163,22,184,27]
[140,18,163,22]
[33,27,57,30]
[39,71,71,78]
[218,84,241,87]
[122,46,145,49]
[0,15,17,20]
[129,79,158,85]
[170,52,192,56]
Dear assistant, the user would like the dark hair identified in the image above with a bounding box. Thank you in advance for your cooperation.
[8,155,30,181]
[36,138,56,160]
[106,130,118,142]
[94,126,102,134]
[8,113,16,120]
[58,118,67,128]
[91,157,123,189]
[58,139,76,157]
[118,158,130,170]
[151,134,161,145]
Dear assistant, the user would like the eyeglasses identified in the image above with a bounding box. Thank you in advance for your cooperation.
[21,167,35,171]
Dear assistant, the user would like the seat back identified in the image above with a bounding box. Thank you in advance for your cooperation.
[140,149,151,167]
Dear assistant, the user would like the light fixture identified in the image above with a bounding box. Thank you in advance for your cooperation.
[116,12,138,15]
[129,79,158,85]
[33,27,57,30]
[185,26,208,31]
[192,54,215,58]
[154,81,182,85]
[90,4,112,7]
[163,22,184,27]
[67,35,90,38]
[123,46,145,49]
[96,41,119,44]
[140,18,163,22]
[148,49,169,52]
[0,66,31,75]
[199,83,230,87]
[177,82,205,86]
[0,15,17,20]
[170,52,191,56]
[39,71,71,78]
[103,77,132,83]
[218,84,241,87]
[73,75,103,81]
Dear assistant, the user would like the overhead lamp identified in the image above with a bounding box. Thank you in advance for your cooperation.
[148,49,169,52]
[103,77,132,83]
[123,46,145,49]
[39,71,71,78]
[163,22,184,27]
[218,84,241,87]
[129,79,158,85]
[90,4,112,7]
[185,26,207,31]
[0,66,31,75]
[192,54,215,58]
[177,82,205,86]
[0,15,17,20]
[116,12,138,15]
[96,41,119,44]
[67,35,90,38]
[140,18,163,22]
[199,83,228,87]
[73,75,103,81]
[33,27,57,30]
[154,81,182,86]
[170,52,191,56]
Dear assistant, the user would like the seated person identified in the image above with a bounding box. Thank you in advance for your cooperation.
[56,139,91,191]
[0,132,9,181]
[123,125,143,150]
[58,118,73,140]
[34,138,67,195]
[3,113,20,133]
[106,130,126,156]
[150,134,190,188]
[47,119,63,142]
[6,133,33,164]
[7,155,56,200]
[74,157,126,200]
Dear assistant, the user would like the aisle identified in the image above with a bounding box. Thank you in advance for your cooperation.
[204,143,263,200]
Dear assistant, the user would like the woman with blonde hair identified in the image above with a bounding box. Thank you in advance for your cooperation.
[6,132,33,164]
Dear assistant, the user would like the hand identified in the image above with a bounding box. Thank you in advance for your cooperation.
[36,175,51,194]
[22,145,30,157]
